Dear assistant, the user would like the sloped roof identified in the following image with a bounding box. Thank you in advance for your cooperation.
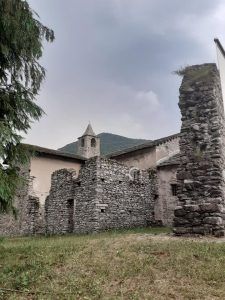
[23,144,86,162]
[82,123,96,136]
[108,133,179,158]
[157,153,180,167]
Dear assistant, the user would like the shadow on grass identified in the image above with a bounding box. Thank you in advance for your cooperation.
[1,226,172,244]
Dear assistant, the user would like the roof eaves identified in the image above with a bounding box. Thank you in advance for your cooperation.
[22,144,87,161]
[108,133,180,158]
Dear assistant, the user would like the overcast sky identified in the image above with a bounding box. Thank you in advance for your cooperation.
[25,0,225,149]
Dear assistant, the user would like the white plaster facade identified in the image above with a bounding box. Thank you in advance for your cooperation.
[29,156,83,205]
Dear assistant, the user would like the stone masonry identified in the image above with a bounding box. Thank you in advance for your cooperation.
[46,157,157,234]
[174,63,225,236]
[0,163,43,236]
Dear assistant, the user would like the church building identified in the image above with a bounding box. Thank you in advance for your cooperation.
[0,122,180,236]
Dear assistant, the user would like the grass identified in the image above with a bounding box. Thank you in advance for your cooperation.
[1,227,225,299]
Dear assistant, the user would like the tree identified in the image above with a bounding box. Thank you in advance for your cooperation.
[0,0,54,213]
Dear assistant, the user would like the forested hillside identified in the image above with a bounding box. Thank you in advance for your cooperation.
[58,133,149,155]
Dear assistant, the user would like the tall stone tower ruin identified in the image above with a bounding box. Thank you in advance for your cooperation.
[77,123,100,159]
[174,63,225,237]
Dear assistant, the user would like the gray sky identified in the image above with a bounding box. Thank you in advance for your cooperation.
[25,0,225,149]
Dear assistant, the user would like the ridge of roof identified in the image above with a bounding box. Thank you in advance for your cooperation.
[107,133,180,158]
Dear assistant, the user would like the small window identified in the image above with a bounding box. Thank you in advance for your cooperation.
[101,208,105,213]
[200,144,207,152]
[81,138,85,147]
[171,184,177,196]
[91,138,96,147]
[101,178,105,182]
[67,199,74,208]
[154,194,159,200]
[133,170,140,181]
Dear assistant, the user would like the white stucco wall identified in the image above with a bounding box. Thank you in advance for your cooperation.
[114,147,156,170]
[155,165,178,226]
[30,156,82,205]
[114,137,179,171]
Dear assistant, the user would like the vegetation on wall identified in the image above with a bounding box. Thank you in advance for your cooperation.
[0,0,54,213]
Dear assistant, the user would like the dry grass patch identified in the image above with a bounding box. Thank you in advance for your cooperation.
[1,228,225,299]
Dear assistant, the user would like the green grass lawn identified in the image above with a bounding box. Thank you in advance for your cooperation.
[1,227,225,299]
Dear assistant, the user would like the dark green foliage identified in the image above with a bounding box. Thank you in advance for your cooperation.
[59,132,150,156]
[173,65,190,77]
[0,0,54,213]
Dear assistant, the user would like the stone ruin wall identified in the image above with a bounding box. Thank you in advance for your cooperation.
[156,165,178,226]
[174,63,225,236]
[0,163,44,236]
[92,158,156,232]
[45,168,77,234]
[46,157,157,234]
[0,156,157,236]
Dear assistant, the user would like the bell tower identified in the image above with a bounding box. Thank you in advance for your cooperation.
[77,123,100,159]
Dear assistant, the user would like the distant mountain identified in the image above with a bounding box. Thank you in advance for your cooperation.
[58,132,150,156]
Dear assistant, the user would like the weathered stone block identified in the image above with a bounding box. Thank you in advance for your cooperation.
[199,203,221,213]
[192,227,205,234]
[173,227,192,235]
[214,230,225,237]
[173,217,189,225]
[183,205,199,212]
[186,212,200,219]
[204,217,223,226]
[174,207,186,217]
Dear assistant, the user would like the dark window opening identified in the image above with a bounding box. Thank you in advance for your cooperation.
[200,143,207,152]
[119,180,122,184]
[91,138,96,147]
[101,208,105,213]
[133,170,140,181]
[77,181,81,186]
[101,178,105,182]
[92,178,95,182]
[171,184,178,196]
[67,199,74,233]
[154,194,159,200]
[81,138,85,147]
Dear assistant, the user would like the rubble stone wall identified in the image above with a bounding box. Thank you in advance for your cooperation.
[46,157,157,234]
[174,63,225,236]
[90,157,156,232]
[0,163,43,236]
[45,168,77,234]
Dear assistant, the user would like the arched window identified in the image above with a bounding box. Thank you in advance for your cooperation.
[91,138,96,147]
[81,138,85,147]
[133,170,140,181]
